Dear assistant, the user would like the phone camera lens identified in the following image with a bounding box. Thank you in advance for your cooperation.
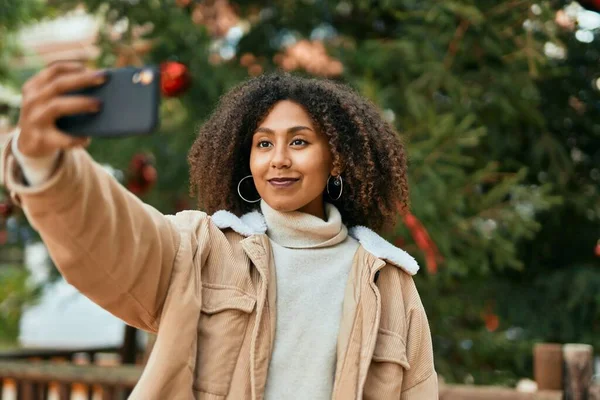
[133,69,154,85]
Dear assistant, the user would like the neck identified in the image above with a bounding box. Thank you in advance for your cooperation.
[296,195,326,220]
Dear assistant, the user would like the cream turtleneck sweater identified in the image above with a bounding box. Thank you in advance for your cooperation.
[261,200,359,400]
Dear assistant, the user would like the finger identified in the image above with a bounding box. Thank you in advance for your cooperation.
[41,96,102,121]
[37,61,86,86]
[22,61,86,101]
[37,69,108,102]
[47,59,86,67]
[44,129,92,150]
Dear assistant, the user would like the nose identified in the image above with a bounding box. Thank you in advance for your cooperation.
[270,145,291,169]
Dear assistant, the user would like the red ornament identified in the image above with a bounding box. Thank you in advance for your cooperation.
[580,0,600,12]
[401,209,443,274]
[484,313,500,332]
[130,154,146,171]
[142,165,157,183]
[127,153,157,196]
[481,303,500,332]
[0,201,13,218]
[595,240,600,257]
[160,61,191,97]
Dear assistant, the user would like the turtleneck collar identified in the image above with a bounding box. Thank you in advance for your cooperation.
[260,200,348,249]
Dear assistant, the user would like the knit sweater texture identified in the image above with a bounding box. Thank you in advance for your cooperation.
[261,200,359,400]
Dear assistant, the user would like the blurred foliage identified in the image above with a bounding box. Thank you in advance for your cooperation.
[0,0,48,81]
[0,265,39,345]
[1,0,599,385]
[0,0,47,345]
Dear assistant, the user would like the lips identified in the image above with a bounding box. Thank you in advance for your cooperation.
[268,177,299,187]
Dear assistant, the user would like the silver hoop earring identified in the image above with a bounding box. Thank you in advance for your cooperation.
[237,175,261,203]
[326,175,343,201]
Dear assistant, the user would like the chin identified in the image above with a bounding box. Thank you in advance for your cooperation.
[262,197,305,213]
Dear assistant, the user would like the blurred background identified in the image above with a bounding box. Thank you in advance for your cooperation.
[0,0,599,396]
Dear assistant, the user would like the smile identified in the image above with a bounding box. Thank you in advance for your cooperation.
[268,178,300,188]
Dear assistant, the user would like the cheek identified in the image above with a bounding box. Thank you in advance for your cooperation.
[298,150,331,183]
[314,146,333,175]
[310,161,331,181]
[249,154,257,176]
[249,151,266,178]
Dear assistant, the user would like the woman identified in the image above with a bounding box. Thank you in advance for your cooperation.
[2,62,437,399]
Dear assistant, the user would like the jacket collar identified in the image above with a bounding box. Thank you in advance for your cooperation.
[211,210,419,276]
[212,210,267,237]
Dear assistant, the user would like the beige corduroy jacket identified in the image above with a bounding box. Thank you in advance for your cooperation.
[1,134,438,400]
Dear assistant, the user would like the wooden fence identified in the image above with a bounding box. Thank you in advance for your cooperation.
[0,345,136,400]
[0,342,595,399]
[0,347,121,363]
[440,384,561,399]
[0,361,140,400]
[0,361,565,400]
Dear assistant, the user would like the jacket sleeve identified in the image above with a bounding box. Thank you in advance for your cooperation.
[401,276,439,399]
[1,134,182,333]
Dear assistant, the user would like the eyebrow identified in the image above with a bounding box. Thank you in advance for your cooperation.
[254,126,314,135]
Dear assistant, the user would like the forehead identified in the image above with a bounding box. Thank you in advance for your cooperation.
[258,100,314,129]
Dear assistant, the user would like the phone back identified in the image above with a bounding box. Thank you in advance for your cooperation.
[56,66,160,137]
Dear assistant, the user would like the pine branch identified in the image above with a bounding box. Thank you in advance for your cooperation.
[444,18,470,70]
[484,0,531,17]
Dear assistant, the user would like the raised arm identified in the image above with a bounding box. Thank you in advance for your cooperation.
[1,62,183,332]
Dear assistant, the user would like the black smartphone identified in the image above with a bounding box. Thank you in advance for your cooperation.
[56,66,160,137]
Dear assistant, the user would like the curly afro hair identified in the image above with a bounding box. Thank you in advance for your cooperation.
[188,73,409,233]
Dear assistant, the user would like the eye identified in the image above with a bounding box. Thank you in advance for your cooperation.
[257,140,272,148]
[290,139,308,146]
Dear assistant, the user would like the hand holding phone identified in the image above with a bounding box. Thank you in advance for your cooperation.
[17,62,160,159]
[16,62,103,158]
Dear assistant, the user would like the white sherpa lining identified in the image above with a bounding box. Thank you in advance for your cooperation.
[349,226,419,275]
[211,210,267,236]
[211,210,419,275]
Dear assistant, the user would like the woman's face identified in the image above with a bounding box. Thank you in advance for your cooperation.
[249,100,335,218]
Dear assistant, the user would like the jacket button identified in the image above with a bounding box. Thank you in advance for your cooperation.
[373,271,380,283]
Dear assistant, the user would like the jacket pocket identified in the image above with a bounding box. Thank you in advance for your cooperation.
[372,328,410,368]
[363,328,410,399]
[194,284,256,396]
